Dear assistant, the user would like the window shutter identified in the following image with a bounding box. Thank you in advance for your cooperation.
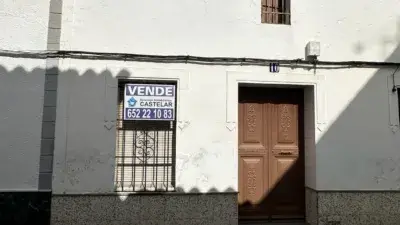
[262,0,279,23]
[261,0,291,25]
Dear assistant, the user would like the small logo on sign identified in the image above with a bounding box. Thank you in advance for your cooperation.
[127,97,137,107]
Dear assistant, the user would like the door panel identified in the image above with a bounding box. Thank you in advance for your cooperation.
[271,104,299,150]
[270,156,297,188]
[238,87,305,220]
[268,155,302,216]
[269,101,303,217]
[242,103,264,144]
[240,157,265,204]
[238,102,269,218]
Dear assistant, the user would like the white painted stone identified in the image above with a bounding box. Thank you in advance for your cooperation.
[52,59,400,193]
[2,0,400,193]
[0,0,49,50]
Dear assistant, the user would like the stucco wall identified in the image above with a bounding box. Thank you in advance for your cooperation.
[52,59,400,193]
[1,0,399,192]
[317,65,400,190]
[52,59,240,193]
[53,0,400,192]
[0,0,49,190]
[60,0,400,61]
[0,0,49,50]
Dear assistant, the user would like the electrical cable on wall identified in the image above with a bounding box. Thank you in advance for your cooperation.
[1,49,400,68]
[391,66,400,92]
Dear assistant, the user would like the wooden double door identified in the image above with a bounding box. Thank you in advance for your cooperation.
[238,87,305,220]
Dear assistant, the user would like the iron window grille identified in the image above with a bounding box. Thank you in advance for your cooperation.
[261,0,291,25]
[115,80,177,192]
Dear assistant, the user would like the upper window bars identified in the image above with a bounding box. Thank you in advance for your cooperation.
[261,0,291,25]
[115,81,177,192]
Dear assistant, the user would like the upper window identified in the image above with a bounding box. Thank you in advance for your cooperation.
[261,0,291,25]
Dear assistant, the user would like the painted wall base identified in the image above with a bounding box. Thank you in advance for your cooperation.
[306,188,400,225]
[51,193,238,225]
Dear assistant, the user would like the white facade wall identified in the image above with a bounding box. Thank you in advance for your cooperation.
[52,0,400,193]
[2,0,400,192]
[0,0,49,190]
[52,63,400,193]
[59,0,400,62]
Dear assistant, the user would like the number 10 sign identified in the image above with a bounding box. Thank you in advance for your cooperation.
[123,83,176,121]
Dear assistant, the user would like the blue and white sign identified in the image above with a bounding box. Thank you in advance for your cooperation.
[123,84,176,121]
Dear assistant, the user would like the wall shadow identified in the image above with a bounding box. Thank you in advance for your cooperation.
[1,41,400,224]
[315,45,400,191]
[0,63,238,225]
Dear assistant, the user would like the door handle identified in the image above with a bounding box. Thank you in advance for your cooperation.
[278,151,293,155]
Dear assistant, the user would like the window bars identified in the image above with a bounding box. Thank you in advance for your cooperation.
[262,0,291,25]
[115,81,176,192]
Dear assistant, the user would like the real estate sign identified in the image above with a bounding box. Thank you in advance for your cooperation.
[123,83,176,121]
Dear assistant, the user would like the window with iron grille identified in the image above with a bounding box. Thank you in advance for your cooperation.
[115,80,176,192]
[261,0,291,25]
